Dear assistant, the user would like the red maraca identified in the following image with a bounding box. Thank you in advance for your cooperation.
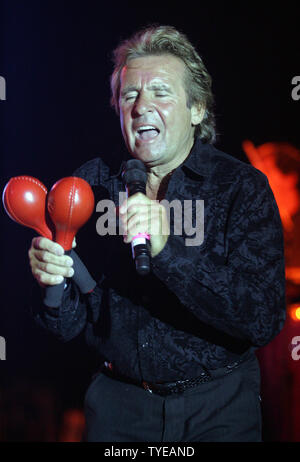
[43,176,95,307]
[3,175,60,309]
[2,176,53,239]
[47,177,95,250]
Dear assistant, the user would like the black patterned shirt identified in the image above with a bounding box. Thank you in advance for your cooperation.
[32,139,286,382]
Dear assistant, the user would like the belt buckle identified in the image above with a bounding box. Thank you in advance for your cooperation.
[142,381,153,393]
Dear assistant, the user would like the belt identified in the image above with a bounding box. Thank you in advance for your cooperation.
[102,358,245,397]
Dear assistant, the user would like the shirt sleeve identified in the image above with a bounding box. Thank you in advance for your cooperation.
[30,280,103,342]
[151,171,286,347]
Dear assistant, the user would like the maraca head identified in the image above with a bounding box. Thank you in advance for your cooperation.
[47,177,95,250]
[2,176,53,239]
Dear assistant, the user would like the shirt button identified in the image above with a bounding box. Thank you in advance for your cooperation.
[142,343,148,348]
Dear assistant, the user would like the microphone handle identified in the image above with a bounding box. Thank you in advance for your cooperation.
[127,181,151,276]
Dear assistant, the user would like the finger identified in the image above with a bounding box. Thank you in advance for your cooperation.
[34,269,64,286]
[119,193,149,214]
[36,261,74,278]
[127,212,149,232]
[127,205,162,227]
[119,204,140,231]
[34,250,73,267]
[32,236,64,256]
[126,207,167,240]
[125,202,153,222]
[125,216,151,243]
[119,198,128,215]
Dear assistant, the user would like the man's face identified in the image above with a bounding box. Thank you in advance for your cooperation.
[118,54,202,169]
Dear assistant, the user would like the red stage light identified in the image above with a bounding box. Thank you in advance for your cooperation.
[289,304,300,322]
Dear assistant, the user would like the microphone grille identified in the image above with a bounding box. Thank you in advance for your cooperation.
[122,159,147,185]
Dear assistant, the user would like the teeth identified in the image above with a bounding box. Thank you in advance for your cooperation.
[137,125,158,132]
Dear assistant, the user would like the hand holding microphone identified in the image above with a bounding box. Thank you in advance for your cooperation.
[120,159,170,275]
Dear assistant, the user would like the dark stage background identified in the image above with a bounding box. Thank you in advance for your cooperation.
[0,1,300,441]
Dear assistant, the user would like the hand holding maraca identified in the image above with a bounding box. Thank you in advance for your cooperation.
[28,236,75,288]
[3,175,96,307]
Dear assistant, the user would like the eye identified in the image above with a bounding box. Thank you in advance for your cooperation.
[125,93,138,102]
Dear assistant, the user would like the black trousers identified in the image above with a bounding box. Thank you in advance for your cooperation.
[83,354,262,442]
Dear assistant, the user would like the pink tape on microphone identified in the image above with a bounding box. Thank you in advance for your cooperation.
[132,232,150,241]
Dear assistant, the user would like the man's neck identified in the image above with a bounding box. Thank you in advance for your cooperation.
[146,144,194,199]
[146,170,174,201]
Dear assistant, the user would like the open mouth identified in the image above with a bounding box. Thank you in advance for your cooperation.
[136,125,160,141]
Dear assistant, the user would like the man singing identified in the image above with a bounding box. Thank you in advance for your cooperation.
[28,25,286,442]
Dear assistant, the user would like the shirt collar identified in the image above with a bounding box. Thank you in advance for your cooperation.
[181,138,212,177]
[107,159,127,181]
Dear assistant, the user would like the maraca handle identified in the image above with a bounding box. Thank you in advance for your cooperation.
[43,249,96,308]
[71,250,96,294]
[43,250,72,308]
[43,281,66,308]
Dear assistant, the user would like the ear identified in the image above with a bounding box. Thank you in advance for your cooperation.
[191,104,205,126]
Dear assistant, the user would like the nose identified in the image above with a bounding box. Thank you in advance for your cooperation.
[132,92,153,117]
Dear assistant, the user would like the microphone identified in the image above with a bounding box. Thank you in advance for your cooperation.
[122,159,151,276]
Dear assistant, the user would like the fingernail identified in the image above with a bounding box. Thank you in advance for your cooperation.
[55,246,64,256]
[68,269,74,277]
[66,258,73,266]
[56,276,64,283]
